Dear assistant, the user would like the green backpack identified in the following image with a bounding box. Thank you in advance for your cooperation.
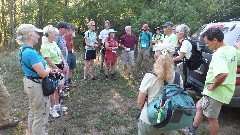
[147,72,196,130]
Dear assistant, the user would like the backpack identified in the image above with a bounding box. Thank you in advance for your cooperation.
[140,32,151,45]
[147,72,196,130]
[184,39,202,70]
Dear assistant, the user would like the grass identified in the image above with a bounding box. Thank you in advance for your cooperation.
[1,49,240,135]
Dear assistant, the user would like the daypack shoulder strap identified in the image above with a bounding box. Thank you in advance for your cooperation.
[173,72,180,85]
[19,47,37,73]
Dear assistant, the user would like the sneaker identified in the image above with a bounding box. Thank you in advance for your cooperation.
[67,82,76,87]
[60,91,68,97]
[50,107,59,118]
[0,118,19,129]
[179,127,196,135]
[54,104,68,112]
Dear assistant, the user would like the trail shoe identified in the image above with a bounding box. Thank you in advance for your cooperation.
[50,107,60,118]
[0,118,19,129]
[67,82,76,87]
[54,104,68,112]
[179,126,196,135]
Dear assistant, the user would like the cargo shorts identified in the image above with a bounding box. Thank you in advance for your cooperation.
[199,96,223,118]
[121,50,135,66]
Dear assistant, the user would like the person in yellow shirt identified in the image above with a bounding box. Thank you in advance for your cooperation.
[183,28,240,135]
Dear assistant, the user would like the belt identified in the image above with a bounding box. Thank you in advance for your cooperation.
[26,76,42,83]
[68,51,73,53]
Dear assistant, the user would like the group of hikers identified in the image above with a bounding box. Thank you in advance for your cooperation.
[0,19,240,135]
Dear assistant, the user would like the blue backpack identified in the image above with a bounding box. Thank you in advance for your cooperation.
[147,72,196,130]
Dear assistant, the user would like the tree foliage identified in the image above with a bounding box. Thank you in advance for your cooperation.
[1,0,240,49]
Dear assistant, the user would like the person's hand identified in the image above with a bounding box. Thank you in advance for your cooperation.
[234,41,240,50]
[50,69,59,74]
[207,84,216,91]
[62,64,68,74]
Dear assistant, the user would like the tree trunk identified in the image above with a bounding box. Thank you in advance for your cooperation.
[8,0,16,50]
[1,0,7,47]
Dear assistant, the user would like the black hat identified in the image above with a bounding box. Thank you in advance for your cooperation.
[56,22,70,29]
[162,22,174,27]
[155,27,161,30]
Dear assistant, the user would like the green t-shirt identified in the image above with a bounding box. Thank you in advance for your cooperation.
[152,34,164,41]
[84,30,97,50]
[40,42,62,65]
[164,33,178,47]
[202,46,240,104]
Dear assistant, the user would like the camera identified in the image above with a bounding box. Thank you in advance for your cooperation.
[53,72,64,80]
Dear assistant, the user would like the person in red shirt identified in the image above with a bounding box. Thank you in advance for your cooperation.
[104,29,118,80]
[64,25,76,87]
[120,26,137,78]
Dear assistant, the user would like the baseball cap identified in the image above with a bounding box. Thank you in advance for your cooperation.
[105,20,110,24]
[56,22,70,29]
[162,22,174,27]
[69,25,76,30]
[16,24,43,35]
[142,24,149,30]
[155,27,161,30]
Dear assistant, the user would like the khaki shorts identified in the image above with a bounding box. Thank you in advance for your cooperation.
[121,50,135,66]
[199,96,223,118]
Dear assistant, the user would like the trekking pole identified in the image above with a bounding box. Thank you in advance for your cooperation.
[183,58,187,90]
[59,94,67,135]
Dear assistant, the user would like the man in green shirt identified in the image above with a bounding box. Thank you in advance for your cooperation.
[162,22,178,47]
[185,28,240,135]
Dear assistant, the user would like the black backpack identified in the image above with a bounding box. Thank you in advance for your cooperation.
[184,39,202,70]
[83,31,89,47]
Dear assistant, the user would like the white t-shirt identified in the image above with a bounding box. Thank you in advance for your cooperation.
[179,40,192,59]
[139,72,183,124]
[99,29,109,44]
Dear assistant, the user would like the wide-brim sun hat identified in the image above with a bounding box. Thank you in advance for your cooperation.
[16,24,43,35]
[154,42,175,53]
[109,29,117,33]
[56,22,70,29]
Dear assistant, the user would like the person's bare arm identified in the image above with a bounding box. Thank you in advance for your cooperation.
[207,73,228,91]
[137,91,147,109]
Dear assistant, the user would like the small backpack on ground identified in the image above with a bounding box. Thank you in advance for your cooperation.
[147,72,196,131]
[185,39,202,70]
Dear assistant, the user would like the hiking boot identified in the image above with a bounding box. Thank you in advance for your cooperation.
[60,91,68,98]
[110,74,117,80]
[0,118,19,129]
[179,127,196,135]
[66,82,76,87]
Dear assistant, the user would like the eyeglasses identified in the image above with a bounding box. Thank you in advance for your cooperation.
[91,25,95,26]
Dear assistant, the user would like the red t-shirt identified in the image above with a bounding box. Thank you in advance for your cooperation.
[64,33,74,52]
[120,34,137,50]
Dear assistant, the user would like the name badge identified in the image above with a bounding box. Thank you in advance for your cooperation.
[142,44,146,48]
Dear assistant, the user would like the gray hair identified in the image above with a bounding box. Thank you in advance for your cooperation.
[125,26,131,31]
[42,25,59,44]
[176,24,190,37]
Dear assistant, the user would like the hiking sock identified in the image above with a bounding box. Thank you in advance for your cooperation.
[189,125,198,134]
[68,78,72,84]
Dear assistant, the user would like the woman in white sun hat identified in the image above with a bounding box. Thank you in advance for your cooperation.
[104,29,118,80]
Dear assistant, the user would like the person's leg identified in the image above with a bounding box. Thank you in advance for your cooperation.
[110,63,116,80]
[0,77,10,124]
[49,94,55,109]
[129,51,135,78]
[90,59,95,79]
[84,60,90,80]
[122,50,128,76]
[54,89,60,106]
[203,96,223,135]
[105,62,109,80]
[192,99,204,126]
[67,53,76,85]
[136,49,143,72]
[208,118,219,135]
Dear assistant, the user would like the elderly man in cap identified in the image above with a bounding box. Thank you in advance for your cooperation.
[162,22,178,47]
[0,75,19,129]
[64,25,77,87]
[136,24,153,73]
